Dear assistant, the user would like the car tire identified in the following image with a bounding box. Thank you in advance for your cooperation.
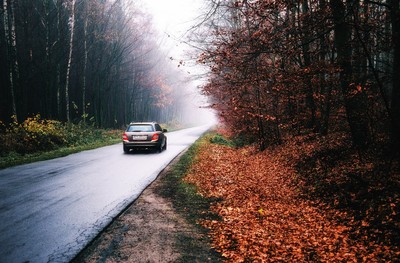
[157,144,163,153]
[123,145,129,153]
[163,140,167,151]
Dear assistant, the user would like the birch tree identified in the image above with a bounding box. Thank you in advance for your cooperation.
[65,0,76,122]
[0,0,195,127]
[3,0,18,122]
[82,2,89,123]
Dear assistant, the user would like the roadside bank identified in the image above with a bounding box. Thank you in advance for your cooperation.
[71,135,222,263]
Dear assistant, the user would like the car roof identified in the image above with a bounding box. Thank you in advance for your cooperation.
[129,122,157,125]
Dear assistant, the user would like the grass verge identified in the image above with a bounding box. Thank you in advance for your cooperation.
[156,132,223,262]
[0,132,121,169]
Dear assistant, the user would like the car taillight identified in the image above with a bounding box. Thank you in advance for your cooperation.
[122,133,129,141]
[151,134,159,141]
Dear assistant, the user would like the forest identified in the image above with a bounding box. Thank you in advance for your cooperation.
[1,0,192,127]
[186,0,400,260]
[196,0,399,152]
[1,0,399,260]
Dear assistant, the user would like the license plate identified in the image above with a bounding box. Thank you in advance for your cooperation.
[132,135,147,140]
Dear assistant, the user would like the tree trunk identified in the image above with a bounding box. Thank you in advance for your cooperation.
[43,0,52,118]
[56,0,62,119]
[65,0,76,122]
[319,0,332,135]
[330,0,371,148]
[301,0,316,129]
[82,13,88,123]
[3,0,18,122]
[390,0,400,144]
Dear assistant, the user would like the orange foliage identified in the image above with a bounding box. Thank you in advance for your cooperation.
[184,136,399,262]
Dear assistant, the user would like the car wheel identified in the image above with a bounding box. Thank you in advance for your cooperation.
[163,140,167,151]
[123,145,129,153]
[157,144,163,153]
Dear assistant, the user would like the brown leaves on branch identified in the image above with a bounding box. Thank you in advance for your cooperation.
[198,0,398,151]
[184,134,399,262]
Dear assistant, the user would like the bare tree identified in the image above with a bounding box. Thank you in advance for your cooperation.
[389,0,400,142]
[3,0,18,122]
[0,0,191,128]
[65,0,76,122]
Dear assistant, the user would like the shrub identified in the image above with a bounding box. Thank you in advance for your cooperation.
[0,115,121,156]
[0,115,67,155]
[209,133,235,147]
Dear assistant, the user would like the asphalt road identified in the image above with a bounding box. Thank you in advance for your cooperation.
[0,125,210,263]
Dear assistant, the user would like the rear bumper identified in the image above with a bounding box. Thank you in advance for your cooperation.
[123,141,160,149]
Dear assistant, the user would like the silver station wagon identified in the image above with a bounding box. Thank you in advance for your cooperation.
[122,122,167,153]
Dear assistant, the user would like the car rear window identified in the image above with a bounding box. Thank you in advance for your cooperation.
[127,125,154,132]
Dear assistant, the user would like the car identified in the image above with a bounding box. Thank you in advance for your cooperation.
[122,122,167,153]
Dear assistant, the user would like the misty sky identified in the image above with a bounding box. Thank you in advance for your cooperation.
[141,0,216,125]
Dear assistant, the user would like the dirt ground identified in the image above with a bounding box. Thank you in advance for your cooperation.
[71,155,219,263]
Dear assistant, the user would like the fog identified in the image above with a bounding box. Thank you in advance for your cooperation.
[139,0,216,127]
[0,0,214,127]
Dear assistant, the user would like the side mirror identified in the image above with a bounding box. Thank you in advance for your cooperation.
[163,129,167,133]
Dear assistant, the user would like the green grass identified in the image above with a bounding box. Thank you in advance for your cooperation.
[0,115,125,169]
[0,129,121,170]
[156,133,223,262]
[209,132,235,147]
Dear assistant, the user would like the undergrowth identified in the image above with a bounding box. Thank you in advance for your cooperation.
[291,132,400,250]
[0,115,121,169]
[183,129,400,262]
[209,133,235,147]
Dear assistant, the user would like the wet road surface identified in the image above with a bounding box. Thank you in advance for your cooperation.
[0,125,210,263]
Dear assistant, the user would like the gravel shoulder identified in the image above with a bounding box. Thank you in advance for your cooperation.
[71,151,220,263]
